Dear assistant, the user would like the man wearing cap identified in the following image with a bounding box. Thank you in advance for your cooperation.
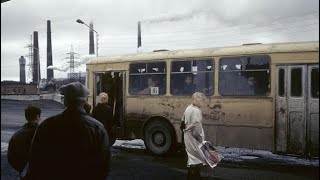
[28,82,111,180]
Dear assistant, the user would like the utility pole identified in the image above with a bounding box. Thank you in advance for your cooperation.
[66,45,79,82]
[25,35,33,82]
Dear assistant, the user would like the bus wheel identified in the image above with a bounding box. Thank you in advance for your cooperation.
[144,120,175,156]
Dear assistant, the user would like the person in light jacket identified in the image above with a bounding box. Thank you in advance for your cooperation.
[181,92,208,180]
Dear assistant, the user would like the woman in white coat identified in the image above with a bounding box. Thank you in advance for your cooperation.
[181,92,207,180]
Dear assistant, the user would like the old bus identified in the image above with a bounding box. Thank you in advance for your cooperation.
[86,41,319,157]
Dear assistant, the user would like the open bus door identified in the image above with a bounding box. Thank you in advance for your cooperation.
[93,71,126,144]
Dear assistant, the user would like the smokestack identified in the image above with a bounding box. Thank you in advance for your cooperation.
[33,31,40,83]
[19,56,26,83]
[89,21,95,54]
[47,20,54,81]
[137,21,141,48]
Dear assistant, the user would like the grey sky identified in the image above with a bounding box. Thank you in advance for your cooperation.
[1,0,319,81]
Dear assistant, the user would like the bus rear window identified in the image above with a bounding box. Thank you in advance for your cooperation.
[219,55,270,96]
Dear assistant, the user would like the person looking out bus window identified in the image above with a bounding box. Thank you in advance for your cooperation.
[245,76,267,96]
[7,106,41,176]
[138,76,158,95]
[183,74,195,95]
[92,92,115,145]
[181,92,208,180]
[28,82,111,180]
[246,76,256,95]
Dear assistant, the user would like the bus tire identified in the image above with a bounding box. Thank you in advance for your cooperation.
[144,120,175,156]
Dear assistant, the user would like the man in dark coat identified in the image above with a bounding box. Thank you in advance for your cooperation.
[91,92,115,145]
[28,82,111,180]
[7,105,41,174]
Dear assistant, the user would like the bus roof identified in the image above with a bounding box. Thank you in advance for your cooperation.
[87,41,319,65]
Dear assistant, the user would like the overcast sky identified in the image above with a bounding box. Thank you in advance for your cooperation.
[1,0,319,82]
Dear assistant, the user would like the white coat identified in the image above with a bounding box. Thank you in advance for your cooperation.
[182,104,206,166]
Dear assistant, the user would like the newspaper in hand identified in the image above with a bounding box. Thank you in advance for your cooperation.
[198,141,224,168]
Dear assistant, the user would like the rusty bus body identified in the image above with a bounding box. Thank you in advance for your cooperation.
[86,41,319,157]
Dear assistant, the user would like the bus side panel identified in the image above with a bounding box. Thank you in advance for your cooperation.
[126,96,274,151]
[203,98,274,151]
[125,97,189,141]
[205,126,273,151]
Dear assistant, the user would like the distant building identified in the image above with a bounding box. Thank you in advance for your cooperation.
[1,81,38,95]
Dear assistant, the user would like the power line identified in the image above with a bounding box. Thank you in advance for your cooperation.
[97,11,319,37]
[65,45,79,81]
[98,16,319,42]
[97,27,318,51]
[25,34,34,82]
[142,12,319,35]
[97,24,319,48]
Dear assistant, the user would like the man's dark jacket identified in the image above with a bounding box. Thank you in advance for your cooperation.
[91,103,114,136]
[28,107,111,180]
[7,121,38,173]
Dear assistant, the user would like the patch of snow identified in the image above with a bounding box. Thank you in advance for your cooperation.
[113,139,146,149]
[240,156,259,160]
[1,142,8,152]
[214,146,319,166]
[1,130,15,136]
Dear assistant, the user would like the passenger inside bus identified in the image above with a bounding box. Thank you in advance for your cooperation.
[101,73,114,106]
[245,76,257,95]
[112,72,124,127]
[182,74,196,95]
[138,76,158,95]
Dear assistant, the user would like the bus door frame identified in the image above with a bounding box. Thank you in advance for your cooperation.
[93,71,126,137]
[276,64,319,156]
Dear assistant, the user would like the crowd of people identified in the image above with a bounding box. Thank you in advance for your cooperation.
[7,81,217,180]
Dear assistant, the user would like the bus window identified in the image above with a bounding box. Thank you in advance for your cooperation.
[219,55,270,96]
[129,62,166,95]
[171,59,214,96]
[291,68,302,97]
[311,68,319,98]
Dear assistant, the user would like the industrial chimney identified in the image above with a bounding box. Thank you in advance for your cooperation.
[33,31,40,83]
[137,21,141,48]
[19,56,26,83]
[89,21,95,54]
[47,20,54,81]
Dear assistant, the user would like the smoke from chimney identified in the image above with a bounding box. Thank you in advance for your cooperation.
[143,9,203,24]
[47,20,54,81]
